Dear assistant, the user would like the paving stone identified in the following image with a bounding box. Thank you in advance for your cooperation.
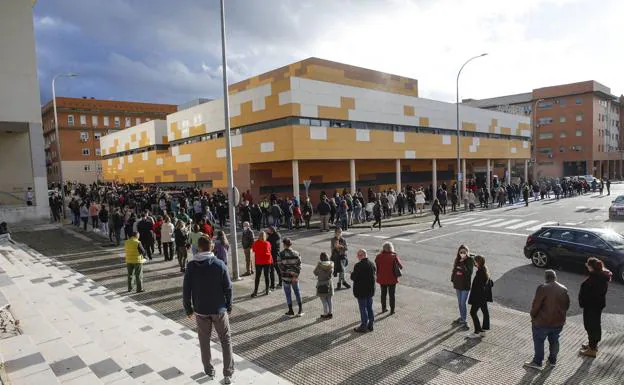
[89,358,123,378]
[158,366,183,380]
[48,355,87,376]
[126,363,153,378]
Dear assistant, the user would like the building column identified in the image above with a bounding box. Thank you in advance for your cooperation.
[507,159,512,185]
[486,159,491,193]
[292,160,300,201]
[396,159,401,192]
[432,159,437,194]
[28,123,50,216]
[461,159,467,194]
[349,159,356,195]
[524,159,528,184]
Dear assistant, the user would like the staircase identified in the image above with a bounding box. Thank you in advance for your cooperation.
[0,239,291,384]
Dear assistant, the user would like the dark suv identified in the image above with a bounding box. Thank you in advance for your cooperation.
[524,226,624,282]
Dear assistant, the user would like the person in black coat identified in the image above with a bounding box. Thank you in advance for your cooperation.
[578,257,612,357]
[267,226,282,289]
[431,198,442,228]
[351,249,376,333]
[468,255,492,338]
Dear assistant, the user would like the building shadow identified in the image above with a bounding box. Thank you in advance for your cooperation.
[563,358,594,385]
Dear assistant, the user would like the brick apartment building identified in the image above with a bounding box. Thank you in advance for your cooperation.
[41,97,177,184]
[464,81,623,180]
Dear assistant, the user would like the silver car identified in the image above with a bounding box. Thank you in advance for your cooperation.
[609,195,624,220]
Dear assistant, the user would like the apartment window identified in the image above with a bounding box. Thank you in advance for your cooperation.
[67,115,75,126]
[96,164,102,172]
[95,148,101,156]
[559,146,565,153]
[80,115,87,125]
[559,116,566,123]
[83,164,91,172]
[125,117,131,127]
[94,132,102,140]
[538,101,553,109]
[103,116,110,126]
[538,132,554,140]
[571,145,582,152]
[576,129,583,136]
[559,98,567,106]
[136,118,142,125]
[82,148,90,156]
[92,116,98,126]
[114,117,120,127]
[576,97,582,105]
[80,132,89,141]
[560,131,567,138]
[537,147,552,154]
[576,113,583,122]
[538,117,553,125]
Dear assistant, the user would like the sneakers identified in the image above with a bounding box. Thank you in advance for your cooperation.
[250,292,257,298]
[342,281,351,289]
[546,361,556,368]
[467,332,484,339]
[523,361,543,370]
[458,322,469,331]
[224,376,232,384]
[579,348,597,358]
[354,326,368,333]
[205,368,216,378]
[451,318,463,325]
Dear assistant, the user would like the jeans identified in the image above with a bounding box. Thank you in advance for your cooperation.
[470,303,490,333]
[432,214,441,227]
[81,217,89,231]
[456,289,469,323]
[162,242,173,261]
[357,296,374,328]
[320,296,333,315]
[583,308,603,350]
[177,246,188,269]
[283,281,302,306]
[372,215,382,230]
[100,221,109,235]
[126,263,143,292]
[72,213,80,226]
[91,216,98,229]
[254,264,271,293]
[531,325,563,365]
[380,284,396,312]
[196,312,234,377]
[141,239,153,260]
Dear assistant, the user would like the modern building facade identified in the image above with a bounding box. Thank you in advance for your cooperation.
[41,97,177,184]
[465,81,622,179]
[101,58,531,202]
[0,0,49,223]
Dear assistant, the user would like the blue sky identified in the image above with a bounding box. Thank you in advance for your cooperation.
[34,0,624,106]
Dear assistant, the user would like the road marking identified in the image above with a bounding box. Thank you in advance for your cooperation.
[457,218,494,226]
[441,217,477,225]
[358,234,371,237]
[526,221,558,231]
[373,235,388,239]
[563,222,579,226]
[473,218,506,227]
[488,219,523,228]
[414,230,468,243]
[443,217,479,225]
[394,237,411,242]
[403,230,418,233]
[507,220,539,229]
[342,231,353,235]
[470,229,527,237]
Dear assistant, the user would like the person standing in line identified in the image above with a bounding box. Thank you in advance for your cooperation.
[317,197,331,232]
[153,215,164,255]
[351,249,376,333]
[467,255,493,338]
[80,202,90,231]
[370,198,382,231]
[125,231,146,293]
[330,228,351,290]
[160,216,175,262]
[213,230,230,266]
[174,220,189,272]
[25,187,33,206]
[183,236,234,384]
[112,208,124,246]
[578,257,612,358]
[98,204,109,236]
[189,224,205,256]
[431,198,442,229]
[451,245,473,330]
[375,242,403,315]
[241,222,255,276]
[314,252,334,319]
[89,201,99,231]
[302,198,313,229]
[251,231,272,297]
[524,270,570,370]
[267,226,282,289]
[278,238,303,317]
[136,212,155,261]
[606,179,611,196]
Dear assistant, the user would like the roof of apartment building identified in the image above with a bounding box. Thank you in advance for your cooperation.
[462,92,532,108]
[41,97,178,116]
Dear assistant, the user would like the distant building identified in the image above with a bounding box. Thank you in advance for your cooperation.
[41,97,177,184]
[464,81,622,179]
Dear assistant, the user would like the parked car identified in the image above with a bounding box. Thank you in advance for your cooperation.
[609,195,624,220]
[524,225,624,282]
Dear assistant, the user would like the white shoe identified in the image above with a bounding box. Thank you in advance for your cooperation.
[224,376,232,384]
[467,332,482,339]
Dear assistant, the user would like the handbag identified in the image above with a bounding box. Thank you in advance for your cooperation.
[317,284,330,294]
[393,255,402,278]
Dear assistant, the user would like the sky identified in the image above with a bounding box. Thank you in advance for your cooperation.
[34,0,624,106]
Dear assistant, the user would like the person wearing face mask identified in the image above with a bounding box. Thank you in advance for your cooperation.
[451,245,474,330]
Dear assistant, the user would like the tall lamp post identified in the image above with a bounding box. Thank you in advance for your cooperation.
[531,98,545,183]
[456,53,487,201]
[52,72,79,218]
[219,0,240,280]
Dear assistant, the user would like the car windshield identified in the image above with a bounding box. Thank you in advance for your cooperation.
[598,230,624,249]
[614,196,624,204]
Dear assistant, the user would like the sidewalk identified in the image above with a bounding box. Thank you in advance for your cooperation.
[7,228,624,385]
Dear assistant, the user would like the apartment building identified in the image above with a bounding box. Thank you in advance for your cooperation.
[464,81,622,179]
[41,97,177,184]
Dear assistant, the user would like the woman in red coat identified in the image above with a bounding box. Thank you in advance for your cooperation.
[251,231,273,297]
[375,241,403,315]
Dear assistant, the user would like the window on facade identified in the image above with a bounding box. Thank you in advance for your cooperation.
[560,131,567,138]
[559,98,567,106]
[84,164,90,172]
[538,132,554,140]
[538,101,553,109]
[576,97,582,105]
[538,117,553,125]
[571,145,582,152]
[310,119,321,126]
[82,148,90,156]
[125,117,131,127]
[67,115,75,126]
[103,116,110,126]
[576,113,583,122]
[114,117,120,127]
[80,132,89,141]
[576,129,583,136]
[559,116,566,123]
[80,115,87,125]
[92,116,98,126]
[559,146,565,153]
[537,147,552,154]
[94,132,101,140]
[136,118,142,125]
[97,164,102,172]
[95,148,101,156]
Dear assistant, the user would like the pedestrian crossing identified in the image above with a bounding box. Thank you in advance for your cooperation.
[440,216,558,232]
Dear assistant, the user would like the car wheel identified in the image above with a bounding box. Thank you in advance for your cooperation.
[531,250,549,268]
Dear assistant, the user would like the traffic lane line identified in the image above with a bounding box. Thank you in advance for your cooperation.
[469,229,528,237]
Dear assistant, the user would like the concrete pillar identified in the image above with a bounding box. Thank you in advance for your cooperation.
[396,159,401,192]
[486,159,491,193]
[432,159,437,194]
[292,160,300,201]
[28,123,50,216]
[349,159,356,195]
[524,160,528,184]
[461,159,467,194]
[507,159,512,185]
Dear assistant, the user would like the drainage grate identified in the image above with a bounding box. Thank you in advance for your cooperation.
[428,349,480,374]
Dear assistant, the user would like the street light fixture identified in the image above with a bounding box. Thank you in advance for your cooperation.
[456,53,487,201]
[52,72,79,218]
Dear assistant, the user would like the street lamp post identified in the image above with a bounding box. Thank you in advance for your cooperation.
[219,0,241,281]
[531,98,545,183]
[456,53,487,201]
[52,72,78,218]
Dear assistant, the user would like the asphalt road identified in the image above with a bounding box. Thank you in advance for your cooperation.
[283,184,624,333]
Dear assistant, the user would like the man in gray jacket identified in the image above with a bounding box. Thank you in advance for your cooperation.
[524,270,570,370]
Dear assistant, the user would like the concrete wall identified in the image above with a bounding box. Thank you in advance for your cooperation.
[0,132,34,197]
[61,161,101,184]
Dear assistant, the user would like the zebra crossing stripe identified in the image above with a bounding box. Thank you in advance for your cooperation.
[473,218,506,227]
[443,217,478,225]
[506,220,539,229]
[457,218,494,226]
[526,221,558,231]
[489,219,523,228]
[394,238,411,242]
